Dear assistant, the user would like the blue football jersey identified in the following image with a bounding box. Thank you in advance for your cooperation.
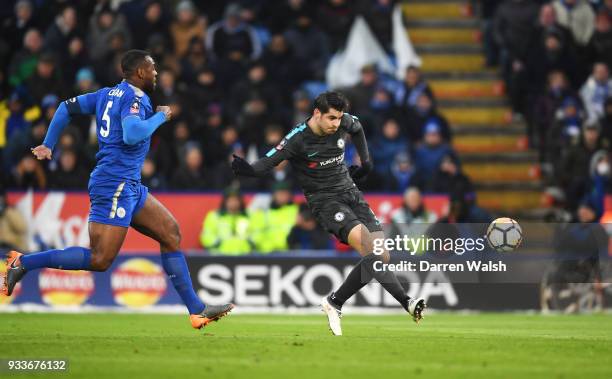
[67,80,154,183]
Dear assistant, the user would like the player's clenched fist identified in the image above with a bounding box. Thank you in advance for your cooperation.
[156,105,172,121]
[31,145,52,160]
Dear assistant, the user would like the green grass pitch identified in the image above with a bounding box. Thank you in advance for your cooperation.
[1,313,611,378]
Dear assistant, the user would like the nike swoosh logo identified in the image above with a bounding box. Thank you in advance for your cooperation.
[308,152,318,157]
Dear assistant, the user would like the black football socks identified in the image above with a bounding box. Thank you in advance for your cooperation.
[330,253,409,311]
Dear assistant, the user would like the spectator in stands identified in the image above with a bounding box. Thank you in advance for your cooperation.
[580,62,612,121]
[3,106,45,172]
[552,0,595,47]
[229,61,280,127]
[341,64,379,119]
[207,4,263,90]
[287,203,332,250]
[74,68,99,95]
[250,181,299,253]
[388,187,437,252]
[437,167,490,224]
[206,3,262,62]
[534,3,575,54]
[547,96,585,161]
[64,36,91,88]
[403,93,451,142]
[200,188,253,255]
[584,149,611,217]
[526,28,578,92]
[0,190,27,251]
[235,93,274,150]
[283,9,330,80]
[292,90,312,125]
[2,0,39,54]
[171,143,210,190]
[49,149,88,189]
[170,1,206,58]
[189,71,222,133]
[152,68,183,116]
[179,37,207,84]
[493,0,539,115]
[131,1,169,52]
[370,118,409,181]
[87,4,132,61]
[389,152,424,192]
[25,53,65,104]
[558,119,607,210]
[13,153,46,189]
[8,28,43,87]
[414,123,456,181]
[257,125,284,157]
[390,186,438,229]
[141,157,166,191]
[533,70,579,163]
[599,96,612,144]
[3,90,34,144]
[316,0,355,51]
[587,12,612,74]
[394,66,434,113]
[429,154,472,195]
[44,5,79,58]
[261,34,304,99]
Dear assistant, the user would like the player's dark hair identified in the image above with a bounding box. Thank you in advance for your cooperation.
[121,49,151,78]
[313,91,349,114]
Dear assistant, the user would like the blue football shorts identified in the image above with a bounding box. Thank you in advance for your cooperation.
[88,179,148,227]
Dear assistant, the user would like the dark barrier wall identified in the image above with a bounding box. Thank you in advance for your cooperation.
[1,254,543,311]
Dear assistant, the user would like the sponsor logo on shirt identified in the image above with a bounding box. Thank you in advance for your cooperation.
[307,154,344,169]
[130,101,140,114]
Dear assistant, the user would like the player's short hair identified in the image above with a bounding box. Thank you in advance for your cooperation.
[313,91,349,114]
[121,49,151,78]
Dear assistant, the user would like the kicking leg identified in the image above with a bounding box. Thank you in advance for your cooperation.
[330,225,426,321]
[130,194,233,329]
[331,225,409,309]
[2,222,127,295]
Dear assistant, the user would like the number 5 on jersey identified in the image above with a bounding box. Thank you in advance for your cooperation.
[101,100,112,138]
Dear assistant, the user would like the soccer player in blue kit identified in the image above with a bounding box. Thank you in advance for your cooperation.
[1,50,233,329]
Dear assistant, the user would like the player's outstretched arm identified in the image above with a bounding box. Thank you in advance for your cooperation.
[32,93,97,160]
[122,106,171,145]
[231,151,287,178]
[232,127,299,177]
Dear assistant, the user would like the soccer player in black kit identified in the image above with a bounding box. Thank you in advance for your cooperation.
[232,91,426,335]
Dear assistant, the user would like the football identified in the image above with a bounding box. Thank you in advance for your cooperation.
[486,217,523,252]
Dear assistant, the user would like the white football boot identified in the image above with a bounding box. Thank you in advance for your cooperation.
[408,297,427,323]
[320,296,343,336]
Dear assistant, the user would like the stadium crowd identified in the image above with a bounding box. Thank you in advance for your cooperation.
[0,0,466,196]
[484,0,612,220]
[0,0,608,235]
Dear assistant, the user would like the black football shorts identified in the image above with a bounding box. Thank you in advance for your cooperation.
[306,188,382,244]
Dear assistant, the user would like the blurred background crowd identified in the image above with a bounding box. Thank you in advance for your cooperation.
[1,0,445,194]
[486,0,612,221]
[0,0,611,254]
